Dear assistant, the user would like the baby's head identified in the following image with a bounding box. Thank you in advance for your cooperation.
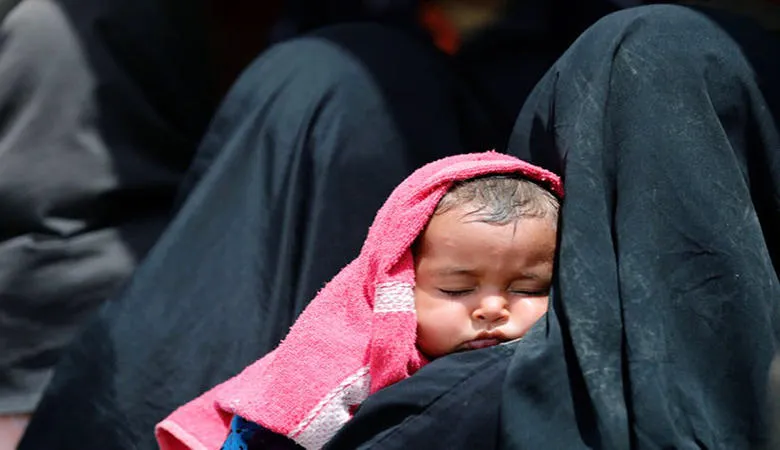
[414,174,560,358]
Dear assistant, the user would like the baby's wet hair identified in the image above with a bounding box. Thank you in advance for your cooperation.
[434,174,560,225]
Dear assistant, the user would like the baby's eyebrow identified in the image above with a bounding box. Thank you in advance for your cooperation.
[515,272,546,281]
[434,268,477,277]
[433,269,549,281]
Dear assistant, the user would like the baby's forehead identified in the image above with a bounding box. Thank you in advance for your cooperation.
[418,207,557,252]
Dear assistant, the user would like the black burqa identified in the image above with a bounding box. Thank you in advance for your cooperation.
[325,5,780,450]
[0,0,214,414]
[504,5,780,448]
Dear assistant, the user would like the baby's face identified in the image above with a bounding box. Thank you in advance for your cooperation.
[414,205,556,358]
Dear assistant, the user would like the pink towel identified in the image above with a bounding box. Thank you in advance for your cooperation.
[156,151,563,450]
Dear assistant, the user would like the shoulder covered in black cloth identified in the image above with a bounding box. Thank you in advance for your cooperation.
[324,342,516,450]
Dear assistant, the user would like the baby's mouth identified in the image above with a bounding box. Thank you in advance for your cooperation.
[460,338,502,350]
[459,330,508,351]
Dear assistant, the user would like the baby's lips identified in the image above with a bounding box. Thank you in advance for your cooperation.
[461,338,501,350]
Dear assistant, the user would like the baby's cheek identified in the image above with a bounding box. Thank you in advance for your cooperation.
[414,312,434,345]
[415,311,458,358]
[517,297,549,322]
[414,324,440,358]
[536,296,550,314]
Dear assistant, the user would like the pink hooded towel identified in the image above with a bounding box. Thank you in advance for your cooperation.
[156,151,563,450]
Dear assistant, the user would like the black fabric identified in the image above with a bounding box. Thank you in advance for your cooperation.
[269,0,419,42]
[324,343,514,450]
[502,5,780,449]
[271,5,780,450]
[452,0,632,151]
[0,0,425,417]
[0,0,20,22]
[19,24,497,450]
[0,0,213,414]
[246,425,304,450]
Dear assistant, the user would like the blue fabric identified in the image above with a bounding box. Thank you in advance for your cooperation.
[221,416,260,450]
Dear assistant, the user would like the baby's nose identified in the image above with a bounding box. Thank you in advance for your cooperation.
[473,295,509,322]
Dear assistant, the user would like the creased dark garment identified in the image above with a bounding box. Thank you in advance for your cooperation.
[0,0,420,419]
[504,5,780,449]
[454,0,634,144]
[268,0,419,42]
[19,24,497,450]
[325,342,514,450]
[0,0,213,415]
[309,5,780,450]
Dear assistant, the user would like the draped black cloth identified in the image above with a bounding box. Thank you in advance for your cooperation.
[0,0,213,415]
[0,0,441,418]
[503,6,780,448]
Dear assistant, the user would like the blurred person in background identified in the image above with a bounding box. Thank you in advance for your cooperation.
[0,0,416,448]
